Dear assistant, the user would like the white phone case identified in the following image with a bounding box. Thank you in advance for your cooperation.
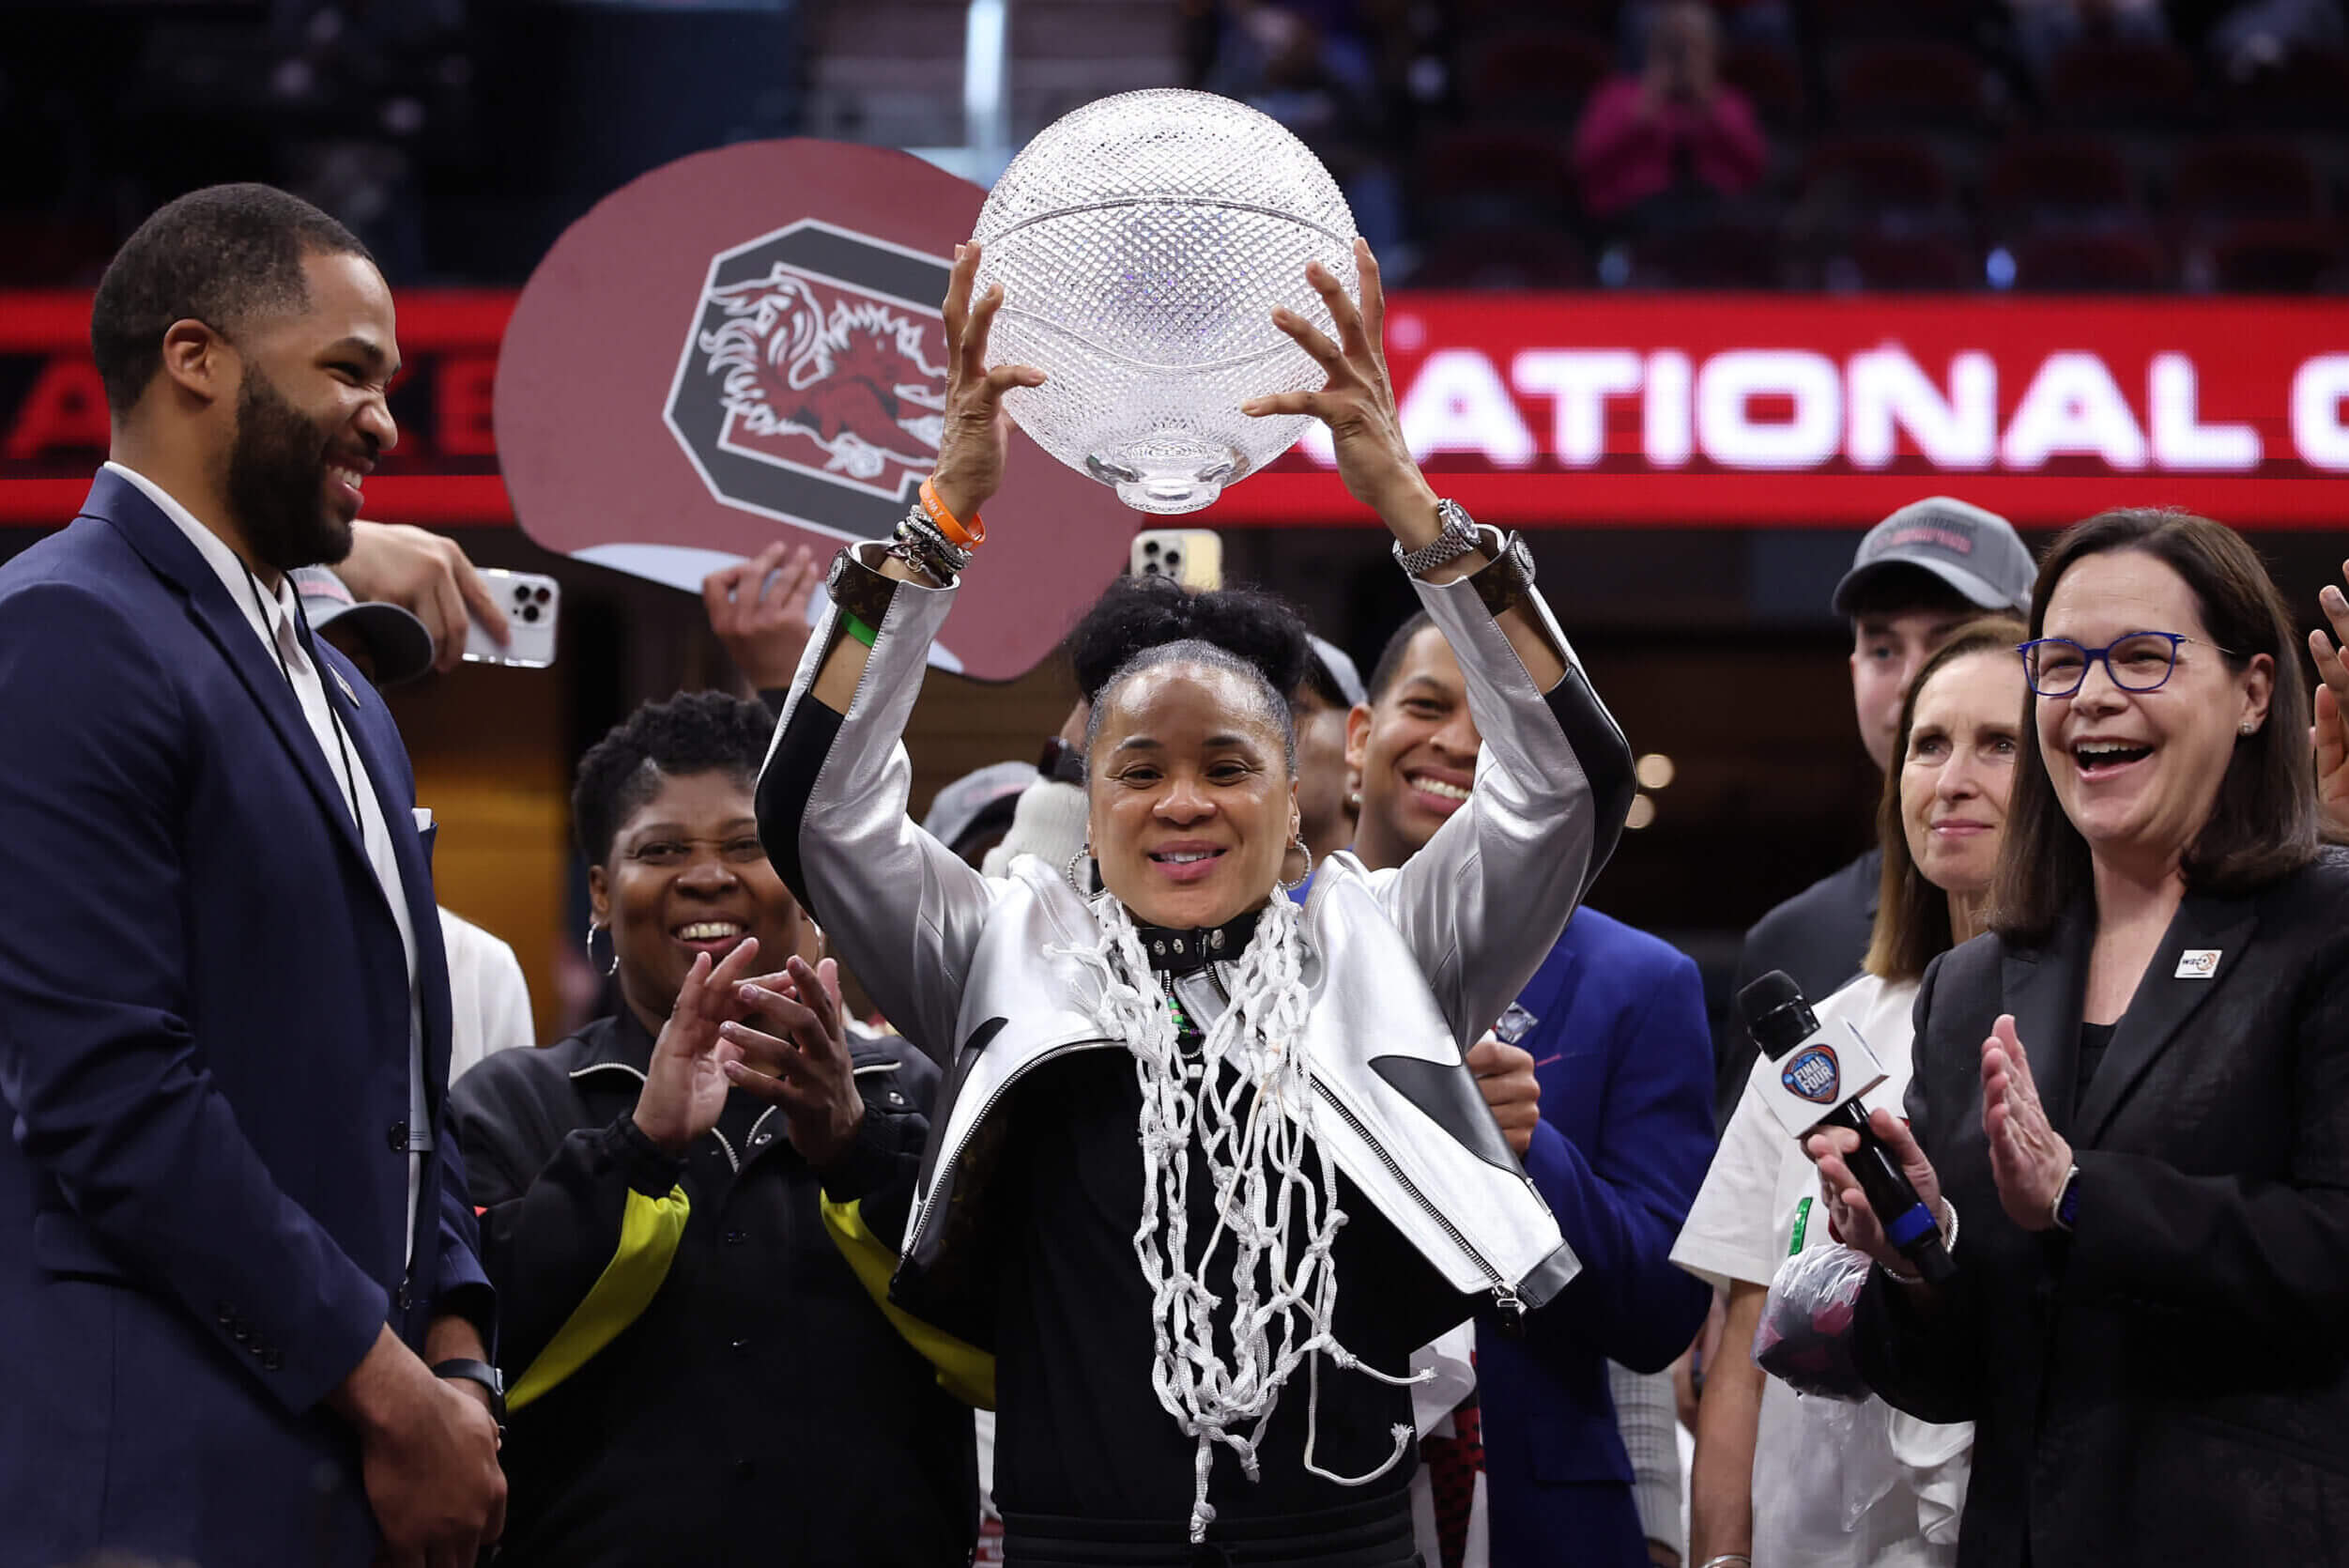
[463,569,560,668]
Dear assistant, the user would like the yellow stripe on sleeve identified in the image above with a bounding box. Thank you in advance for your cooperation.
[507,1185,691,1413]
[821,1193,996,1409]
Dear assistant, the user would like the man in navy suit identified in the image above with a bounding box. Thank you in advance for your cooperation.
[0,185,505,1567]
[1346,612,1716,1566]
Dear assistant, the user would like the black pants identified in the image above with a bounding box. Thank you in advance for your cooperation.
[1002,1492,1420,1568]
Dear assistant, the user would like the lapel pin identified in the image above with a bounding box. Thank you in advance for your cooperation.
[2174,949,2222,979]
[330,667,361,707]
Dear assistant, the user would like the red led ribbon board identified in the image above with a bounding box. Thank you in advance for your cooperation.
[5,291,2345,536]
[0,289,515,529]
[1202,293,2349,529]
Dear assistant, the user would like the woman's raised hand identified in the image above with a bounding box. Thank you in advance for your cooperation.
[2308,571,2349,838]
[1804,1107,1946,1279]
[1981,1014,2072,1231]
[1242,238,1438,534]
[634,936,765,1156]
[716,955,867,1171]
[929,243,1047,527]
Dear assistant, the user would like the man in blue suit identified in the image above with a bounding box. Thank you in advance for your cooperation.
[1346,612,1716,1566]
[0,185,505,1567]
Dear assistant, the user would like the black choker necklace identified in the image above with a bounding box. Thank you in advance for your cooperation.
[1133,909,1261,974]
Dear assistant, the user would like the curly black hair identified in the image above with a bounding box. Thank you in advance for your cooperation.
[1066,574,1313,704]
[91,183,374,417]
[1066,575,1313,776]
[572,690,775,868]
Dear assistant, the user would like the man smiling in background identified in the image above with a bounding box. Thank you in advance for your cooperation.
[0,184,502,1568]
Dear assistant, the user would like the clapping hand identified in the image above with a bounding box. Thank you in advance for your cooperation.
[2308,571,2349,838]
[717,955,867,1170]
[1980,1014,2071,1230]
[633,937,766,1156]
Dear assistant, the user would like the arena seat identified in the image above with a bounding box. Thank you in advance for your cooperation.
[2010,227,2171,290]
[1831,40,1995,133]
[1412,227,1590,289]
[1461,27,1614,126]
[2044,41,2203,131]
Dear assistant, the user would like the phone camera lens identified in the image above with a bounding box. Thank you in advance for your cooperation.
[533,587,551,604]
[522,605,542,623]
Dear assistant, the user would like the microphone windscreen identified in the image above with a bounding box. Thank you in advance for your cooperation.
[1738,969,1814,1056]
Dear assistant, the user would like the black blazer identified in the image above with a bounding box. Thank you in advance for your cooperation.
[1854,853,2349,1568]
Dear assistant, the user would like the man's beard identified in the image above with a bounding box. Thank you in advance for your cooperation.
[225,368,352,573]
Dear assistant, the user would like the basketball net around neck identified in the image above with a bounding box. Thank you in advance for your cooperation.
[1052,889,1421,1544]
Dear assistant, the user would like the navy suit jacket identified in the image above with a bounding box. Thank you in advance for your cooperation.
[0,470,492,1567]
[1480,909,1716,1567]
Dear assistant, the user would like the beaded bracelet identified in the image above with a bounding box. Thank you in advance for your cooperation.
[891,504,970,582]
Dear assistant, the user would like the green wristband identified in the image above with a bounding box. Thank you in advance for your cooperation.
[841,611,879,648]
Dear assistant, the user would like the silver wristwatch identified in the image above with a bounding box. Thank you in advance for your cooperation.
[1391,499,1482,576]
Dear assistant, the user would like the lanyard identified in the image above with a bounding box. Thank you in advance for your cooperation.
[239,561,364,828]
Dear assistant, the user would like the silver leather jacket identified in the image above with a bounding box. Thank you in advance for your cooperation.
[756,531,1635,1341]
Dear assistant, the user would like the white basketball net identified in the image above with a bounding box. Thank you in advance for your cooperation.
[1054,890,1419,1543]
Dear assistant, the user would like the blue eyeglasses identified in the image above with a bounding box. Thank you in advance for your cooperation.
[2016,632,2233,699]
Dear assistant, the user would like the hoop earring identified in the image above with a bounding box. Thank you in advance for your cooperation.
[1067,844,1095,898]
[1276,834,1311,894]
[585,917,617,977]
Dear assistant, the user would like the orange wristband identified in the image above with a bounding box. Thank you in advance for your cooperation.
[920,478,986,549]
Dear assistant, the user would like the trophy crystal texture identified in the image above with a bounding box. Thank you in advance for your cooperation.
[972,89,1359,515]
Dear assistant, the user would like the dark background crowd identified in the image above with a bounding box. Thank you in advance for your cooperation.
[7,0,2349,293]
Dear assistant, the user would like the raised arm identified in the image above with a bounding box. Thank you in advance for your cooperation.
[755,245,1044,1063]
[1247,242,1634,1044]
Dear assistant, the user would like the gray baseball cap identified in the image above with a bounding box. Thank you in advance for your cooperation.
[1305,634,1367,708]
[922,761,1038,856]
[292,566,437,688]
[1832,497,2035,618]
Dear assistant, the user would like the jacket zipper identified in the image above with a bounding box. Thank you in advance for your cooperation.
[900,1036,1118,1260]
[1199,963,1528,1336]
[1309,1080,1528,1335]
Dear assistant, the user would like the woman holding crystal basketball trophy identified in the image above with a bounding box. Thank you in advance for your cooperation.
[737,99,1633,1567]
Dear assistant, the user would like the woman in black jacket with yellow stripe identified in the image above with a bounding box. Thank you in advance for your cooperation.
[449,691,978,1567]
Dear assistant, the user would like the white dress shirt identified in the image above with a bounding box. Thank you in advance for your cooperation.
[1671,973,1970,1568]
[439,906,536,1084]
[106,461,431,1264]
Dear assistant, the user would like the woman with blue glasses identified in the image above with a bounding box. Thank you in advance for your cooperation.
[1804,508,2349,1566]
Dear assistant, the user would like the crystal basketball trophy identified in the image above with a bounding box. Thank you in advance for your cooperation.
[972,89,1359,515]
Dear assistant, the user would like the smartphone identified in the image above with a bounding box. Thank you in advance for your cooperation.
[463,569,560,668]
[1130,530,1222,591]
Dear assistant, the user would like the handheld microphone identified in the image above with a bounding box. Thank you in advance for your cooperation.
[1739,970,1957,1287]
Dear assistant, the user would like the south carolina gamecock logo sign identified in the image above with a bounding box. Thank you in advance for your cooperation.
[665,220,953,539]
